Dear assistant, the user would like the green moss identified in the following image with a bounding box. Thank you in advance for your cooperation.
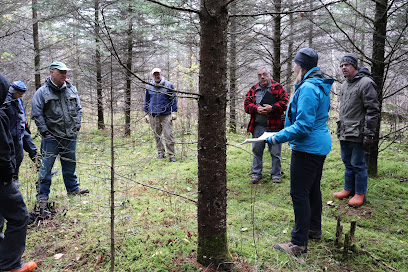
[197,232,232,270]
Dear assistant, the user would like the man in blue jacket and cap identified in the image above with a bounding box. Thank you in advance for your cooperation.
[144,68,178,162]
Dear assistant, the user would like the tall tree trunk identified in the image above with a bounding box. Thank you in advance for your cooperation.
[286,0,294,97]
[32,0,41,90]
[272,0,281,82]
[197,0,231,269]
[308,0,313,48]
[124,4,133,137]
[368,0,387,176]
[95,0,105,130]
[228,14,237,133]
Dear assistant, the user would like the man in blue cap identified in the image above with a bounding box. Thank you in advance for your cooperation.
[32,61,89,202]
[3,81,28,186]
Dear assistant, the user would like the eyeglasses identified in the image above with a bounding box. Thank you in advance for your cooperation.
[258,72,269,77]
[339,63,350,68]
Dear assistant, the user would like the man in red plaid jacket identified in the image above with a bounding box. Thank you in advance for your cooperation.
[244,66,289,184]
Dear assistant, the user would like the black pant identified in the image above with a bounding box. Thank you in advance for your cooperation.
[290,150,326,247]
[0,182,29,270]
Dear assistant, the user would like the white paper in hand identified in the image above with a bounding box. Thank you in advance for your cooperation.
[238,132,276,145]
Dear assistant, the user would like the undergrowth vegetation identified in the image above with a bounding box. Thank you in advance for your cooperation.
[17,117,408,272]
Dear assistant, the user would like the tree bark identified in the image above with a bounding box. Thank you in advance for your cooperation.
[368,0,387,176]
[197,0,231,269]
[32,0,41,90]
[308,0,313,48]
[95,0,105,130]
[124,4,133,137]
[228,14,237,133]
[285,0,294,97]
[272,0,281,82]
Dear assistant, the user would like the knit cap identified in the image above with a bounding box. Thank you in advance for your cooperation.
[341,53,358,69]
[9,80,27,94]
[294,48,318,71]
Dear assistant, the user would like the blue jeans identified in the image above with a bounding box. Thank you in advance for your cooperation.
[251,125,282,178]
[36,135,79,199]
[290,150,326,247]
[340,141,368,195]
[0,182,29,271]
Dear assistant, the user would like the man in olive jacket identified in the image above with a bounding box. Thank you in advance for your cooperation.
[32,61,89,201]
[333,53,380,207]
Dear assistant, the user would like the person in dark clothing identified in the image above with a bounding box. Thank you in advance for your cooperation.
[3,81,30,185]
[267,48,334,257]
[244,66,289,184]
[19,98,39,168]
[0,73,37,272]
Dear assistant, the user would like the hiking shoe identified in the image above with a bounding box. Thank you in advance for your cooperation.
[169,156,176,162]
[157,154,165,159]
[250,176,261,184]
[309,229,322,239]
[274,242,307,257]
[68,188,89,196]
[4,261,37,272]
[348,194,366,208]
[272,177,281,184]
[332,189,351,200]
[38,197,48,208]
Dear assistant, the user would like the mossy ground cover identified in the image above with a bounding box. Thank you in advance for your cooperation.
[16,117,408,271]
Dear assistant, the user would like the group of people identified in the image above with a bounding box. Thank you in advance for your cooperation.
[0,49,379,269]
[245,48,379,256]
[0,62,177,271]
[0,61,89,271]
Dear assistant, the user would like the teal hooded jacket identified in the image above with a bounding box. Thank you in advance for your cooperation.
[272,67,334,156]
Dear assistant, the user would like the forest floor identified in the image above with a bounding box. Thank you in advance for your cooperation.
[16,119,408,272]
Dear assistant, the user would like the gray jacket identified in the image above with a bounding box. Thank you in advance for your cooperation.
[32,77,82,138]
[336,68,380,142]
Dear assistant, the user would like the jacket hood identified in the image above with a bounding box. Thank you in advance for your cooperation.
[0,74,11,105]
[353,67,372,80]
[296,67,335,96]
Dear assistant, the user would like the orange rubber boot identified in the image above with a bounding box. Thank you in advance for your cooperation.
[5,262,37,272]
[348,194,365,207]
[332,190,351,200]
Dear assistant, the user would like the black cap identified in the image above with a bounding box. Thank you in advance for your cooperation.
[294,48,318,71]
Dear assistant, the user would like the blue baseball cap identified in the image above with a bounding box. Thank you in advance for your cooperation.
[9,80,27,94]
[49,61,71,71]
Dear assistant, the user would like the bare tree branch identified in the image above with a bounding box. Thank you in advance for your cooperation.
[320,0,372,62]
[145,0,199,14]
[344,1,374,23]
[230,0,345,17]
[383,84,408,100]
[79,4,201,99]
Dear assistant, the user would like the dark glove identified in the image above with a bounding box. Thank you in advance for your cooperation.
[32,154,41,170]
[41,131,51,137]
[363,136,374,151]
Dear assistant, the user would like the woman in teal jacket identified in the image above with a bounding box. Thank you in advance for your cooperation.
[267,48,334,257]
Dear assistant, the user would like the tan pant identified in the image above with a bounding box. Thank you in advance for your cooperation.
[149,114,175,157]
